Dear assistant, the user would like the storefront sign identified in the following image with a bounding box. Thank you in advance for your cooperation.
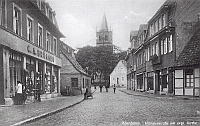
[27,45,54,63]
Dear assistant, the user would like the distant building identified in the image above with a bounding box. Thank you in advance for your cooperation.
[60,41,91,96]
[110,60,127,87]
[96,13,113,47]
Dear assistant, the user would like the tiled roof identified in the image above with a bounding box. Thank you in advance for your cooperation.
[60,48,90,77]
[174,25,200,67]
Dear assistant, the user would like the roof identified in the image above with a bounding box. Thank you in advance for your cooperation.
[110,60,127,76]
[130,30,138,36]
[101,13,108,30]
[60,48,90,77]
[174,23,200,67]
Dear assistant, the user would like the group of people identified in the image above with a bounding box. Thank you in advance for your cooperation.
[15,81,41,105]
[98,84,116,93]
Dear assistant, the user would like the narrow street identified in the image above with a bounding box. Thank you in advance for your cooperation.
[23,87,200,126]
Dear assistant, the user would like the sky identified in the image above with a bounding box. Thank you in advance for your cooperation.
[46,0,166,50]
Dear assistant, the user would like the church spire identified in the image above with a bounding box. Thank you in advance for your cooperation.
[101,13,108,31]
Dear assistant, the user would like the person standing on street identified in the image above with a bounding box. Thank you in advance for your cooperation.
[16,81,23,104]
[113,84,116,93]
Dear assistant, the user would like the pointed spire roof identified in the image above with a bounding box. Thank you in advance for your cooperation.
[101,13,108,31]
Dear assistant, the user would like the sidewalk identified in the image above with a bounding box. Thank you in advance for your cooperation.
[0,94,84,126]
[118,88,200,100]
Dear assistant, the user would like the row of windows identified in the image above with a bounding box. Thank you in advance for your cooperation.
[150,13,166,36]
[115,67,125,73]
[13,3,57,55]
[136,34,173,66]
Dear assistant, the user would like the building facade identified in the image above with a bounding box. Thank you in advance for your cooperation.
[110,60,127,87]
[0,0,64,105]
[126,31,138,90]
[126,0,200,97]
[60,41,91,96]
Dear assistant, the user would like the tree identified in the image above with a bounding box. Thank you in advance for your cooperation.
[75,45,126,84]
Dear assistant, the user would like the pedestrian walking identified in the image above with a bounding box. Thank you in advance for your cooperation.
[105,84,109,92]
[99,85,103,92]
[22,84,28,104]
[113,84,116,93]
[36,82,41,102]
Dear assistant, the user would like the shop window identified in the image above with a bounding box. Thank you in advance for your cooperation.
[26,57,35,95]
[9,52,22,96]
[27,14,34,42]
[185,69,194,87]
[52,67,58,93]
[71,78,78,87]
[13,3,22,35]
[38,24,43,47]
[45,71,51,93]
[38,61,43,93]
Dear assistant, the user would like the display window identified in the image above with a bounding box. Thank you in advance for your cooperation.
[45,64,51,93]
[25,57,35,96]
[52,67,58,93]
[9,52,22,97]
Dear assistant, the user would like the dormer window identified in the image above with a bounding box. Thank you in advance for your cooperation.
[37,0,41,10]
[45,5,49,18]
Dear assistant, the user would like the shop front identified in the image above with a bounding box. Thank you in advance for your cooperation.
[136,73,144,92]
[0,40,62,105]
[174,68,199,96]
[147,72,154,92]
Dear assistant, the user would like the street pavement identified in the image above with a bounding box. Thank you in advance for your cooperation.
[22,87,200,126]
[0,94,85,126]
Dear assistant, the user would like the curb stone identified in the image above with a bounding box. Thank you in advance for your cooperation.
[11,98,85,126]
[118,90,199,100]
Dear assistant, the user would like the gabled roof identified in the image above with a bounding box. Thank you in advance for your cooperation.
[174,23,200,67]
[101,13,108,31]
[60,48,90,77]
[110,60,127,76]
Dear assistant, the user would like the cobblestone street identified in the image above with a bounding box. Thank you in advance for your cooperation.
[22,88,200,126]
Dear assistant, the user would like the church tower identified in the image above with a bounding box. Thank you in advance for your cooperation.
[96,13,113,47]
